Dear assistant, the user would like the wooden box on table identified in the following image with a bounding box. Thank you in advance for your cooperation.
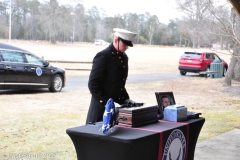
[118,105,159,127]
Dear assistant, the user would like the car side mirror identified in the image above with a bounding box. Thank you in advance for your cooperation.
[43,61,49,67]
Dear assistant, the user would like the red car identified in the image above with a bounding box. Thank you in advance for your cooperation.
[178,52,228,76]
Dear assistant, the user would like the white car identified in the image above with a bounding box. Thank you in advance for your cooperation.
[94,39,109,45]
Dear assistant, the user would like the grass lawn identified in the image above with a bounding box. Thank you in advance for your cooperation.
[0,41,239,159]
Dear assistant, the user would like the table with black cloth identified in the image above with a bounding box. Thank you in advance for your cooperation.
[66,118,205,160]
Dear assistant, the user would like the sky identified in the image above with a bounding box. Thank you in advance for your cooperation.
[66,0,182,24]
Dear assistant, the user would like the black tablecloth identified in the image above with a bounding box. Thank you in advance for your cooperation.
[67,118,205,160]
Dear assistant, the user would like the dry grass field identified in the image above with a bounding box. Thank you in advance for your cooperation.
[0,40,239,159]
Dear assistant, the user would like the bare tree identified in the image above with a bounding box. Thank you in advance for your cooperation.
[176,0,211,48]
[0,0,9,37]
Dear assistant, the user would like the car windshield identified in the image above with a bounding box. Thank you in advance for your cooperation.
[182,52,201,58]
[25,53,44,65]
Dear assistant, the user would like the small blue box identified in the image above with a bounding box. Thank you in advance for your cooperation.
[163,105,187,122]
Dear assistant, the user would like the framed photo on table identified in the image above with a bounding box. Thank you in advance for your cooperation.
[155,91,176,119]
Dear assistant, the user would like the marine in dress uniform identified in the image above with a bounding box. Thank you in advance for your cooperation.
[86,28,137,124]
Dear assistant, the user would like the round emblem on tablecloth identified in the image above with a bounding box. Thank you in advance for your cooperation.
[162,129,186,160]
[36,67,42,76]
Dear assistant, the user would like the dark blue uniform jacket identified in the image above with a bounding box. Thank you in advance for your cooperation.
[86,43,130,124]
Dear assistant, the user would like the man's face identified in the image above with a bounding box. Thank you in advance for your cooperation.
[115,39,129,52]
[162,97,170,107]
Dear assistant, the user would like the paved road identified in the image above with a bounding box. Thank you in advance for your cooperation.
[0,72,200,94]
[65,72,189,90]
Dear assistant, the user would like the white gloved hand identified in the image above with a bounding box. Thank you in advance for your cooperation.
[124,99,136,104]
[114,102,121,107]
[124,99,137,107]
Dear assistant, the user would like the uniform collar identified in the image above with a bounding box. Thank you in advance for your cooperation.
[110,43,124,56]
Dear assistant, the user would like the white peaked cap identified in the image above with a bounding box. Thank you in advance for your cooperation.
[113,28,137,47]
[113,28,137,41]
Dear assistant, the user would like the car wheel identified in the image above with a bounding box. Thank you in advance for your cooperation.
[180,70,187,75]
[223,67,227,77]
[49,74,63,92]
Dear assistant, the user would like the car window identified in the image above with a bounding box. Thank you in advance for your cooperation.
[182,52,201,58]
[206,54,216,60]
[206,54,211,59]
[1,50,25,62]
[25,53,44,65]
[213,54,221,60]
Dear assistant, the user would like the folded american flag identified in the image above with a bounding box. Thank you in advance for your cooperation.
[102,98,117,134]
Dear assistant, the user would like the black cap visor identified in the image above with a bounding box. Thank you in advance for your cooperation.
[118,37,133,47]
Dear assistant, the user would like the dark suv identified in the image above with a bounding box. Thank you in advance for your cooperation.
[178,52,228,76]
[0,42,65,92]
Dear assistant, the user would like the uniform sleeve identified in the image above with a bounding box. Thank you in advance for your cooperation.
[122,84,130,103]
[122,54,130,103]
[88,53,109,107]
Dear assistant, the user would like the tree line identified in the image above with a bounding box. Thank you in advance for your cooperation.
[0,0,181,46]
[0,0,237,49]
